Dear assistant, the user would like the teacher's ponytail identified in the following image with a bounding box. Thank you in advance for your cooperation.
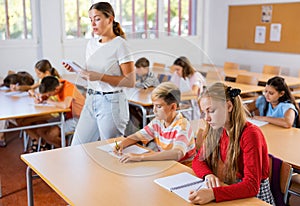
[113,20,126,39]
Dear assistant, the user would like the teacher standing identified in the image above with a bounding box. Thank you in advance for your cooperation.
[64,2,135,145]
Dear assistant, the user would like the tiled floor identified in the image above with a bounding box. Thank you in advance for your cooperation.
[0,131,66,206]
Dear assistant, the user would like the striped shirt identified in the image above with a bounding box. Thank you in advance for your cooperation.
[135,72,160,89]
[137,113,196,163]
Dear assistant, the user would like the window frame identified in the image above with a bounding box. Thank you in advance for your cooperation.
[62,0,198,40]
[0,0,38,47]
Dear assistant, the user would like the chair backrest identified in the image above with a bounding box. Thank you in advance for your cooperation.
[205,70,225,82]
[224,62,240,70]
[236,74,259,85]
[152,62,166,69]
[157,73,171,83]
[263,65,281,75]
[269,154,293,205]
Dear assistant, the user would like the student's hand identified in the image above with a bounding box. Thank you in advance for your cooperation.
[113,141,123,156]
[119,153,143,163]
[34,93,47,104]
[253,115,265,121]
[28,90,35,97]
[204,174,222,188]
[188,188,215,204]
[10,84,19,91]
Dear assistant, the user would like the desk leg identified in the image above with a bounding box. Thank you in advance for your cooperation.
[60,113,66,147]
[26,166,34,206]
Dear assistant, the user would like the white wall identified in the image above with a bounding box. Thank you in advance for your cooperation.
[0,0,203,78]
[203,0,300,76]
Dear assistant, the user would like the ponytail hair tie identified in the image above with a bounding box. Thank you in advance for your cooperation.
[227,86,241,100]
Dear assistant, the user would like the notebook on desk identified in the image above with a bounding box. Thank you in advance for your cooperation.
[154,172,207,202]
[97,141,149,159]
[247,118,268,127]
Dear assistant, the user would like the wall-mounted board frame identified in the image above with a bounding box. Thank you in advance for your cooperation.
[227,2,300,54]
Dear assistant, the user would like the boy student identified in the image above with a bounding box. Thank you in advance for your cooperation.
[135,57,160,89]
[114,82,196,165]
[29,76,85,149]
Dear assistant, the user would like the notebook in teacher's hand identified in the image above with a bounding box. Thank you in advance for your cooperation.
[154,172,207,202]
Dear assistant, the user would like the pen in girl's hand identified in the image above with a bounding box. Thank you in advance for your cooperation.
[195,181,205,191]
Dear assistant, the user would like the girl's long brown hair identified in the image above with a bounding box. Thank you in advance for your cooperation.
[173,56,195,79]
[200,82,248,184]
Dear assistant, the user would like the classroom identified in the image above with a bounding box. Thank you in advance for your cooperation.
[1,0,300,205]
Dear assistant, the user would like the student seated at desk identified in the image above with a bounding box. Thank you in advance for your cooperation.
[170,56,206,120]
[126,57,160,135]
[0,71,34,147]
[14,59,61,95]
[135,57,160,89]
[25,76,85,149]
[2,71,34,91]
[189,82,273,205]
[248,76,300,128]
[115,82,196,166]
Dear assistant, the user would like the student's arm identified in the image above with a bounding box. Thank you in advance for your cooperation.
[115,133,142,153]
[16,83,39,92]
[80,62,135,88]
[46,96,73,109]
[253,108,295,128]
[119,148,184,163]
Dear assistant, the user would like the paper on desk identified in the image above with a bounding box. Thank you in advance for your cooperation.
[247,118,268,127]
[0,86,9,91]
[4,91,29,97]
[31,102,55,107]
[97,141,149,159]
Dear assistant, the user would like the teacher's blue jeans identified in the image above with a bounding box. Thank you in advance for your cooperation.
[71,91,129,146]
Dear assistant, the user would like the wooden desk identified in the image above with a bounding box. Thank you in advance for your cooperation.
[0,91,70,147]
[260,124,300,171]
[190,119,300,171]
[21,140,270,206]
[197,66,300,87]
[210,81,264,95]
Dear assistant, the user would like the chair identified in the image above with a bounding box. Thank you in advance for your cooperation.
[205,70,225,83]
[269,154,293,205]
[288,173,300,198]
[152,62,166,69]
[223,62,240,70]
[236,74,259,85]
[157,73,171,83]
[263,65,281,75]
[236,74,260,102]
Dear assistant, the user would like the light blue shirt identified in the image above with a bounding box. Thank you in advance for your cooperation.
[256,95,298,126]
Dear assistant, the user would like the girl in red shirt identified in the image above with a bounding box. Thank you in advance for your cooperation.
[189,82,274,205]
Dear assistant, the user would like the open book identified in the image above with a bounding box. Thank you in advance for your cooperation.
[154,172,207,202]
[97,141,149,159]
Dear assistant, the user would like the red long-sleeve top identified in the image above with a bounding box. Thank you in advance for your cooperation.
[192,122,269,202]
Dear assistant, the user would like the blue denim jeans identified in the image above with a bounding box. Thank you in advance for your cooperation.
[71,91,129,146]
